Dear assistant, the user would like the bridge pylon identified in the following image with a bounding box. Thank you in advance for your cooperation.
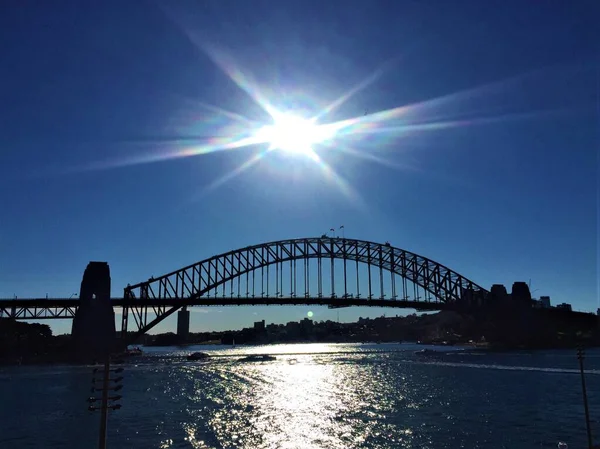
[71,262,117,360]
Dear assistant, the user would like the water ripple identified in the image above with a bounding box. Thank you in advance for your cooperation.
[1,344,599,448]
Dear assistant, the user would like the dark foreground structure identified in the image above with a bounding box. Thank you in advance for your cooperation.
[71,262,117,361]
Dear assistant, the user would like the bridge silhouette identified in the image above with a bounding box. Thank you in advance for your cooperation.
[1,237,489,342]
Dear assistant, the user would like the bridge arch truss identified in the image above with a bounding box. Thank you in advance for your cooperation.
[122,238,488,339]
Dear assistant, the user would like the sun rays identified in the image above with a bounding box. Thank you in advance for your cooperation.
[70,11,563,210]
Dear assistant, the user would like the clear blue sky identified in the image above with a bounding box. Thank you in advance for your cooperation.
[0,1,598,335]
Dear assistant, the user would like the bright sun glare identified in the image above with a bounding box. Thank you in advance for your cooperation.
[255,112,330,156]
[88,40,542,211]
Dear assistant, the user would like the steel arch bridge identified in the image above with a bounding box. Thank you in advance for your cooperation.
[122,237,488,339]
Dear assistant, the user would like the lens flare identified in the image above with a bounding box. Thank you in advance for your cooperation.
[72,9,562,213]
[254,112,332,156]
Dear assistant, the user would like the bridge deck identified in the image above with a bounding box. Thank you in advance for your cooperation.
[0,297,447,320]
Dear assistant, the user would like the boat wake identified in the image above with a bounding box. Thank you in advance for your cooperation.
[410,359,600,375]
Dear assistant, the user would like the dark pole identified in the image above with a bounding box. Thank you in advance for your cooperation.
[98,356,110,449]
[88,357,123,449]
[577,347,593,449]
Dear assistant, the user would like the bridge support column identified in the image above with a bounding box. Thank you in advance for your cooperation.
[177,307,190,341]
[71,262,116,360]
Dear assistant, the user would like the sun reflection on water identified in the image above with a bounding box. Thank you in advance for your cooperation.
[175,348,419,449]
[152,344,505,448]
[248,360,349,448]
[1,344,594,448]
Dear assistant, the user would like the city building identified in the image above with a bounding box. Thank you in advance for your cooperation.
[300,318,313,331]
[177,308,190,338]
[539,296,551,308]
[556,303,572,312]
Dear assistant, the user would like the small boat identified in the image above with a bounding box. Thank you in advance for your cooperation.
[114,347,143,359]
[187,352,210,361]
[240,354,276,363]
[414,349,438,356]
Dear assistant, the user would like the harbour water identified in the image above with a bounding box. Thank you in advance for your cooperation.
[1,343,599,448]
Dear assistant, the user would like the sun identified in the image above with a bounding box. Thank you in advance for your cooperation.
[255,112,331,156]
